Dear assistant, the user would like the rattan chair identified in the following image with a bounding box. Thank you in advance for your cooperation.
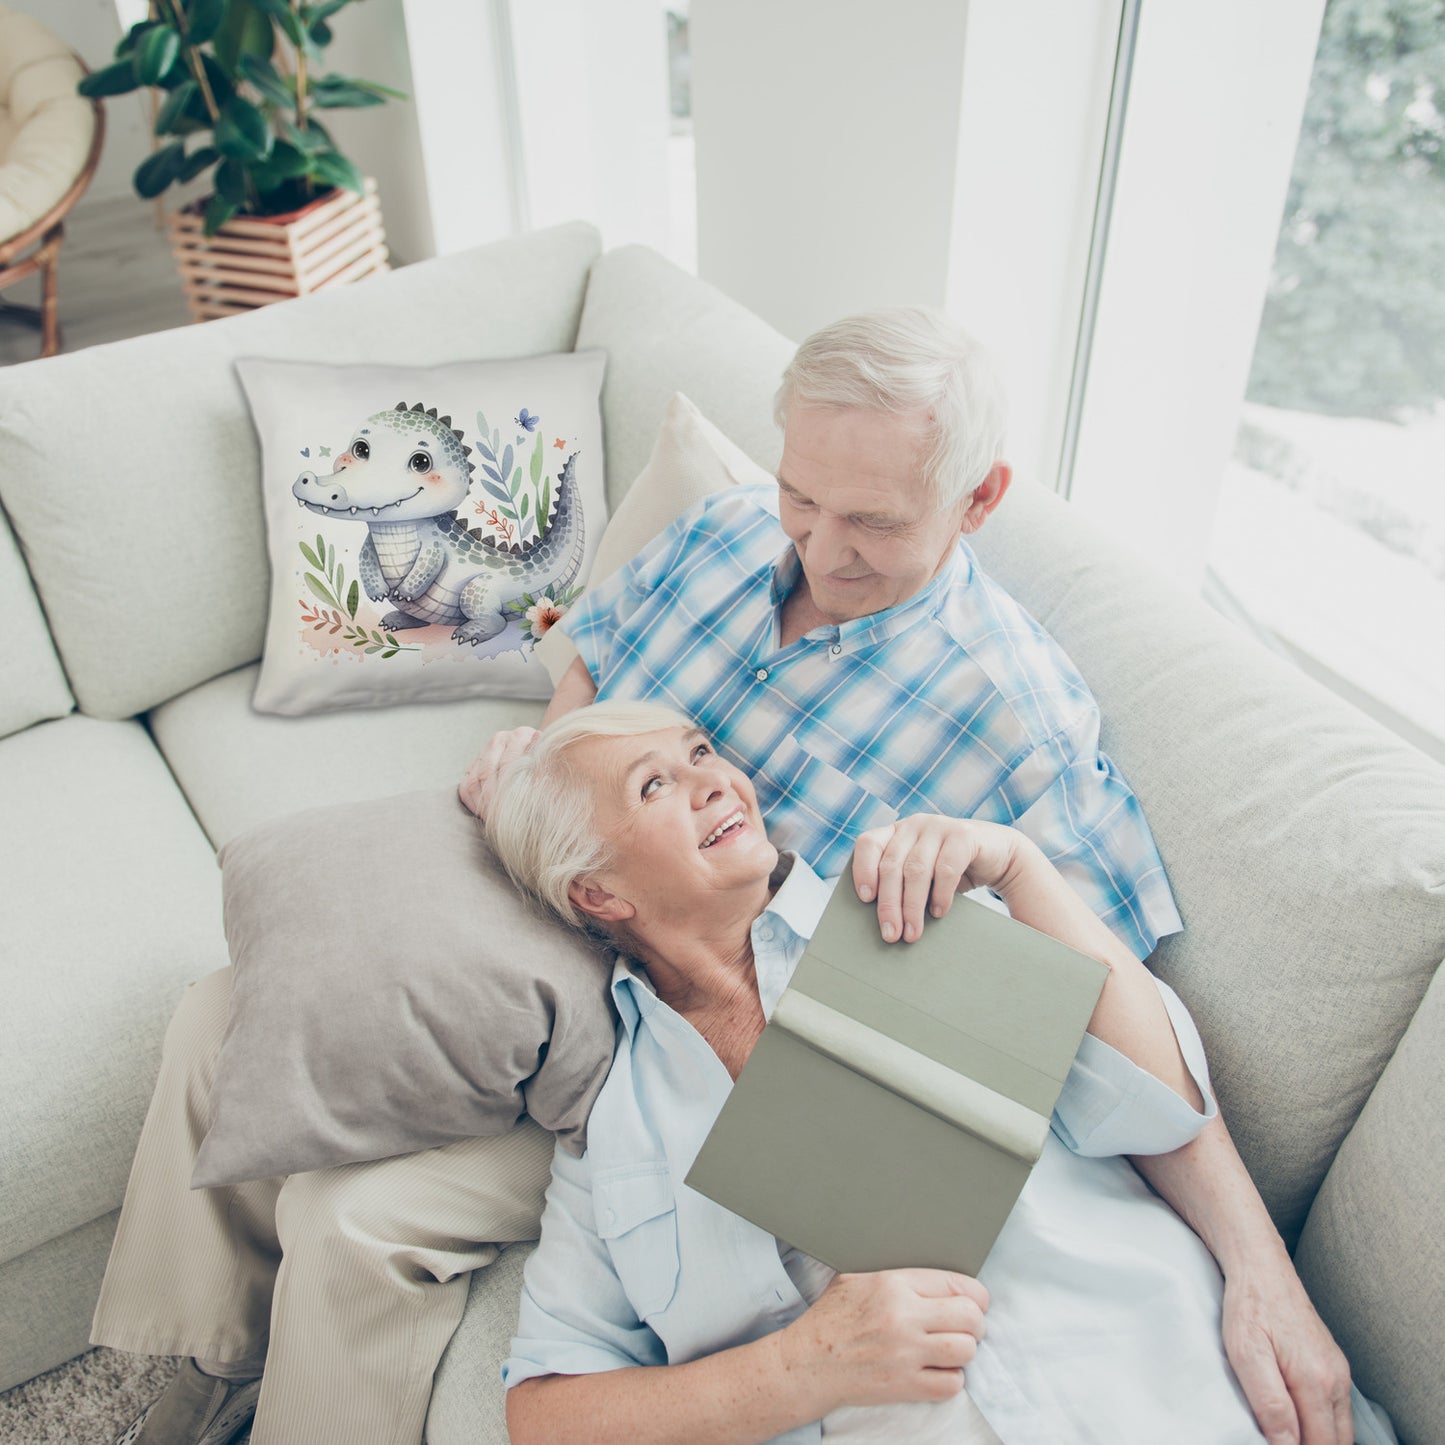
[0,7,104,359]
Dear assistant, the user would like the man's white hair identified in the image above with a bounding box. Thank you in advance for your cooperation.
[487,700,696,931]
[774,307,1008,510]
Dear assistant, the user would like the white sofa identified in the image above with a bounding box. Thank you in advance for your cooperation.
[1,222,1441,1444]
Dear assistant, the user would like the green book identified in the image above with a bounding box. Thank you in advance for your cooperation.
[684,886,1110,1276]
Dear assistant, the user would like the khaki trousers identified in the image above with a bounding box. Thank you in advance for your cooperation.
[91,968,554,1445]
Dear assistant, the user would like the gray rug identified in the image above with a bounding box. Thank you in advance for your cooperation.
[0,1350,196,1445]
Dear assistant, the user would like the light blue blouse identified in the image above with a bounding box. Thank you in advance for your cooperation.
[504,858,1270,1443]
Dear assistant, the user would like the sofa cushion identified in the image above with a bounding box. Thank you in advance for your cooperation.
[195,790,616,1187]
[148,663,542,850]
[575,245,794,511]
[0,221,602,721]
[237,351,607,716]
[0,502,71,739]
[1295,958,1445,1445]
[967,478,1445,1244]
[0,715,227,1267]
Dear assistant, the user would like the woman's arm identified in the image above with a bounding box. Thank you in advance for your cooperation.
[509,1269,987,1445]
[851,815,1202,1108]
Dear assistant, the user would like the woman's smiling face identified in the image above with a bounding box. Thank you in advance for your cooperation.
[566,726,778,926]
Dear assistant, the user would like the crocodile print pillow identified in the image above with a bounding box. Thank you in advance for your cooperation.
[237,352,608,716]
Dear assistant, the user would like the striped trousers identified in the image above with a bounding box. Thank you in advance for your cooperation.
[91,968,554,1445]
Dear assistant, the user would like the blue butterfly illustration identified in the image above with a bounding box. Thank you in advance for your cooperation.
[515,408,540,432]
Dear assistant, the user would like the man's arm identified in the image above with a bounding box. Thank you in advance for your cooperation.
[1131,1120,1353,1445]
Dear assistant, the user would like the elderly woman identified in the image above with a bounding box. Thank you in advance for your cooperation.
[488,701,1384,1445]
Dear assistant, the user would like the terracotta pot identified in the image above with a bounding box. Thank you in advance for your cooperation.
[164,178,389,322]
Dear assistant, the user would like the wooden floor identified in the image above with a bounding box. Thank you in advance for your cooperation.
[0,194,193,367]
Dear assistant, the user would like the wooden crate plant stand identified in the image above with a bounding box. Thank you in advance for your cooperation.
[165,178,388,322]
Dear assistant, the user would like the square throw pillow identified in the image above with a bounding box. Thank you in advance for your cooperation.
[238,352,607,716]
[192,788,618,1188]
[535,391,773,685]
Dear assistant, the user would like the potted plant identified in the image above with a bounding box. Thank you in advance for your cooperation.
[79,0,405,319]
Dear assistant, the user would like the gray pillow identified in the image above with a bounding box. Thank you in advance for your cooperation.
[192,788,617,1188]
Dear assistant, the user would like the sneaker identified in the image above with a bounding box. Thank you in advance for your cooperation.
[113,1358,262,1445]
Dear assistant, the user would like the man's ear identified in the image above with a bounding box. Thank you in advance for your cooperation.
[959,462,1012,536]
[567,879,635,924]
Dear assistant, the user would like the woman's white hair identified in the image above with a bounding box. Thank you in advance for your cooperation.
[774,307,1007,510]
[486,699,696,931]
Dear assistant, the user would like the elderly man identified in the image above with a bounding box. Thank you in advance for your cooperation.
[463,309,1353,1445]
[95,311,1350,1445]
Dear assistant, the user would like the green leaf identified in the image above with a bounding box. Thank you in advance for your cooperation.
[304,573,339,608]
[381,648,398,658]
[134,25,181,85]
[530,434,544,485]
[383,631,399,645]
[80,59,143,98]
[370,630,384,645]
[216,95,273,160]
[519,493,531,520]
[309,75,384,109]
[364,644,382,654]
[350,78,409,101]
[115,20,157,59]
[299,541,322,568]
[309,148,363,194]
[213,0,274,74]
[154,79,198,135]
[133,142,186,199]
[265,140,311,177]
[302,0,353,23]
[509,466,522,496]
[316,532,326,560]
[239,52,295,107]
[186,0,227,47]
[346,579,359,618]
[202,193,238,235]
[326,542,335,574]
[541,478,552,527]
[308,18,333,47]
[178,144,218,183]
[215,155,248,204]
[334,562,346,598]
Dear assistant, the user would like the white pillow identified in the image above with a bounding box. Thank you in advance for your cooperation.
[238,352,607,715]
[535,391,774,684]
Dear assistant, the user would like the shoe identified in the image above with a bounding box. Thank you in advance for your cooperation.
[112,1358,262,1445]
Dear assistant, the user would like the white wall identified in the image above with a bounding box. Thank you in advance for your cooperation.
[690,0,972,342]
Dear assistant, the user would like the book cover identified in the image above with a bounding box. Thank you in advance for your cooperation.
[684,885,1109,1275]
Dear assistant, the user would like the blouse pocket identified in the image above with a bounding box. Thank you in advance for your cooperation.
[593,1162,681,1321]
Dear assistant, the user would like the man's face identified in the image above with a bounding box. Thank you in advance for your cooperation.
[776,405,974,623]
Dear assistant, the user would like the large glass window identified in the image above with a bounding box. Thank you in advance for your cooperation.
[1207,0,1445,757]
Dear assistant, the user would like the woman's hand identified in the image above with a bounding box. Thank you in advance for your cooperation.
[779,1269,989,1412]
[458,726,540,821]
[852,815,1029,943]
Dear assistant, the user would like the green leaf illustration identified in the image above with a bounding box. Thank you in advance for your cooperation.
[520,493,531,520]
[335,562,346,598]
[305,574,339,608]
[530,434,544,485]
[299,541,322,569]
[346,580,359,618]
[382,648,398,658]
[541,478,552,529]
[316,533,326,562]
[384,631,400,646]
[510,467,522,496]
[365,644,382,654]
[326,542,335,575]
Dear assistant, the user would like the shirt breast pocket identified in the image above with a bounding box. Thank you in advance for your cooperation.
[758,731,898,865]
[593,1163,681,1322]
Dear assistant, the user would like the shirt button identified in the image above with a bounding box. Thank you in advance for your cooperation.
[755,668,769,681]
[830,644,842,655]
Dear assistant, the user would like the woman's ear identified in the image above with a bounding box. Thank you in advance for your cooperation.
[568,879,636,924]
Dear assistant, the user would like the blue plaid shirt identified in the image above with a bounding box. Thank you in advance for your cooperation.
[563,485,1180,959]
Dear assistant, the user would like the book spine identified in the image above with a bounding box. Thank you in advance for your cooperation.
[771,990,1050,1164]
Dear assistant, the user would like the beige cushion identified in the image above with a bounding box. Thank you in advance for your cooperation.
[194,790,617,1186]
[148,663,543,850]
[575,244,794,511]
[0,222,603,720]
[0,503,71,739]
[1294,960,1445,1445]
[535,392,767,684]
[968,478,1445,1245]
[0,715,226,1266]
[0,9,91,240]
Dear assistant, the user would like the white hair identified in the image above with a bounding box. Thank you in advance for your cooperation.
[774,307,1008,510]
[486,700,696,931]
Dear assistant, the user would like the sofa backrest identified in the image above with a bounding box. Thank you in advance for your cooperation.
[0,500,71,738]
[969,478,1445,1246]
[0,222,603,721]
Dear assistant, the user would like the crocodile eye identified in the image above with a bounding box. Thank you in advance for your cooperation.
[352,438,370,460]
[409,450,432,474]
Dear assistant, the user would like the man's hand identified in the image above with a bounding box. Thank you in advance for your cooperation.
[458,726,539,821]
[1221,1262,1353,1445]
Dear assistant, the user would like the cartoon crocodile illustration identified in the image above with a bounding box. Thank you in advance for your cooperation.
[291,402,584,646]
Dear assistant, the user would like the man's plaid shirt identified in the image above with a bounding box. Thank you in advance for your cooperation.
[563,485,1181,960]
